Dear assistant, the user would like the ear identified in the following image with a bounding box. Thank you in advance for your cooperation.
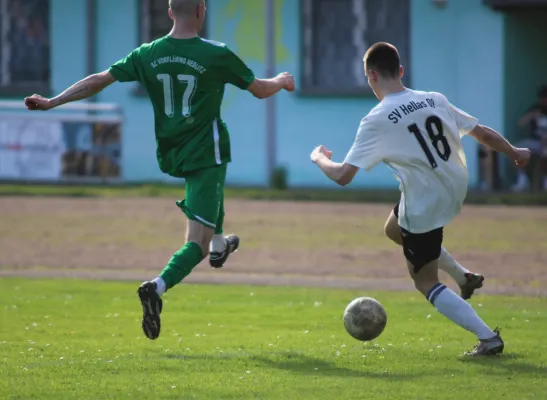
[368,70,379,82]
[399,65,404,79]
[168,8,174,20]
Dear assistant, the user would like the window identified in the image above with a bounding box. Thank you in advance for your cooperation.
[140,0,208,43]
[484,0,547,9]
[0,0,51,96]
[301,0,410,95]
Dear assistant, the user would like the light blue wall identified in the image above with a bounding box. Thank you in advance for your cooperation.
[49,0,505,188]
[50,0,87,97]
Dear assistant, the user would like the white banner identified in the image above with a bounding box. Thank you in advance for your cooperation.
[0,119,66,180]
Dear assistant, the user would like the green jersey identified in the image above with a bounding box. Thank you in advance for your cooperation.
[108,36,255,177]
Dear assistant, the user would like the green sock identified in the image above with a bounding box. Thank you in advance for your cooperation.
[159,242,204,289]
[215,195,225,235]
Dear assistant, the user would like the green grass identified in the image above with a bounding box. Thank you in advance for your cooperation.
[1,182,547,205]
[1,279,546,399]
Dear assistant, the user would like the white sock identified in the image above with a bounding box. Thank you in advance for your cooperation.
[152,277,166,296]
[427,283,495,340]
[210,234,226,254]
[438,247,469,286]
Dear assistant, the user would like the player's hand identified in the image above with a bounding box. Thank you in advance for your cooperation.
[278,72,295,92]
[512,147,531,167]
[310,145,333,163]
[24,94,55,111]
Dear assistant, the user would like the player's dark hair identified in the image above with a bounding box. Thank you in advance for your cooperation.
[364,42,400,79]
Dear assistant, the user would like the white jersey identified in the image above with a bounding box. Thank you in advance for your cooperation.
[344,89,478,233]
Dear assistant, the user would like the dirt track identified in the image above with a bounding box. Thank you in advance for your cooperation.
[1,197,546,296]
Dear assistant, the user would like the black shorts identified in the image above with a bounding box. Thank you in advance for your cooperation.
[393,203,443,273]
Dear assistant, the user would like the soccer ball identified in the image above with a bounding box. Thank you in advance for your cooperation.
[343,297,387,341]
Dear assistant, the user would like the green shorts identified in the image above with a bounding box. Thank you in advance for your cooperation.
[176,164,226,233]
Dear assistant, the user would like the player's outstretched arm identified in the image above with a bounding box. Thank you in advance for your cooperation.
[247,72,294,100]
[24,70,116,111]
[310,145,359,186]
[469,125,531,167]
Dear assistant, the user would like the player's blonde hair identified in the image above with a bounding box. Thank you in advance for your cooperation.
[169,0,204,17]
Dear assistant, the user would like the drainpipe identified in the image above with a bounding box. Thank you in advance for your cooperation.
[265,0,276,187]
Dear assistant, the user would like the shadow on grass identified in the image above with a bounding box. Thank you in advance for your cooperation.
[253,352,418,379]
[167,351,420,379]
[459,352,547,375]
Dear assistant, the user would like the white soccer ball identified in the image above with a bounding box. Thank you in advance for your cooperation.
[343,297,387,341]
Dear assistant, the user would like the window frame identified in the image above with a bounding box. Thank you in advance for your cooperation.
[298,0,411,97]
[0,0,51,97]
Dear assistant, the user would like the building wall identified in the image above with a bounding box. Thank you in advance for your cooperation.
[50,0,88,98]
[47,0,505,187]
[504,8,547,142]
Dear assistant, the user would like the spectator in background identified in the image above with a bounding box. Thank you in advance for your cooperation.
[511,85,547,192]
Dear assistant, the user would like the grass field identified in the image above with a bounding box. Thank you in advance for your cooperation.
[1,278,546,399]
[1,187,546,399]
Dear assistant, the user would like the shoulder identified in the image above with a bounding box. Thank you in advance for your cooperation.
[369,99,392,116]
[198,38,239,61]
[137,38,163,51]
[356,108,385,139]
[362,102,389,126]
[413,90,450,106]
[199,38,228,48]
[130,40,159,57]
[199,38,235,55]
[423,91,450,107]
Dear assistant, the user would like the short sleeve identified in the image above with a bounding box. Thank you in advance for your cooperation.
[344,117,384,171]
[109,49,140,83]
[217,48,255,90]
[449,103,479,137]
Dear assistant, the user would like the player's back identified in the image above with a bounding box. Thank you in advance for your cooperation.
[110,36,255,177]
[372,89,476,232]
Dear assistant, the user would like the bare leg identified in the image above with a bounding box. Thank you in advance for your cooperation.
[384,210,469,284]
[153,219,213,295]
[384,210,484,299]
[407,259,496,341]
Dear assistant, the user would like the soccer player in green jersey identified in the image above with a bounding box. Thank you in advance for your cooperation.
[24,0,294,340]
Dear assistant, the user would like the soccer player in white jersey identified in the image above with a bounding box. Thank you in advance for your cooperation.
[310,42,531,356]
